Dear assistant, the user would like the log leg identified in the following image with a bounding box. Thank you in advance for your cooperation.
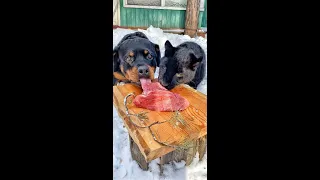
[129,135,149,170]
[197,135,207,161]
[159,156,164,175]
[129,135,207,172]
[159,138,198,172]
[159,148,187,174]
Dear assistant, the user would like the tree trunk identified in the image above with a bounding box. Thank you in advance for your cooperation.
[184,0,200,38]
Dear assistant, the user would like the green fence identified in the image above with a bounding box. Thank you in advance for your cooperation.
[120,0,207,28]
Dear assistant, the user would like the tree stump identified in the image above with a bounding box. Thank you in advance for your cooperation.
[184,0,201,38]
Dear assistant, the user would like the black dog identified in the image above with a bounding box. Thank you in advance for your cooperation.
[113,32,161,85]
[158,40,206,90]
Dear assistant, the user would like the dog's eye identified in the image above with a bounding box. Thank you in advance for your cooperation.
[147,54,153,60]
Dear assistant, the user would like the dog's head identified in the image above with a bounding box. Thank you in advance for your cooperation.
[159,40,203,87]
[113,32,161,84]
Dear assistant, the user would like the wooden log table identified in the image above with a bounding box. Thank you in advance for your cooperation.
[113,83,207,172]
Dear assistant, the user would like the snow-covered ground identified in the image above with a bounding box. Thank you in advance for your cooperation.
[113,26,207,180]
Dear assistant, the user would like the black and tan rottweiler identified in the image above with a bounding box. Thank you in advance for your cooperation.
[158,40,206,90]
[113,32,161,85]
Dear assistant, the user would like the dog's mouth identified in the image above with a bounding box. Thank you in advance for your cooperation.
[137,77,158,86]
[139,78,151,88]
[126,65,156,86]
[136,77,149,86]
[130,78,146,86]
[131,77,159,87]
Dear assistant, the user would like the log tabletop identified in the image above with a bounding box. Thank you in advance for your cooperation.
[113,83,207,162]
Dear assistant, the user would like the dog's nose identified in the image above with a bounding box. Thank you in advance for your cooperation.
[138,66,149,77]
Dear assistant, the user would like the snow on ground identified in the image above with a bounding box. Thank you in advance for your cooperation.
[113,26,207,180]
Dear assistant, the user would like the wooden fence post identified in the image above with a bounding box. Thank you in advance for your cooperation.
[184,0,200,38]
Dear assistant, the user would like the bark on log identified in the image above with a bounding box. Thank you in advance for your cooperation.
[184,0,200,38]
[130,135,207,172]
[197,135,207,161]
[129,135,149,170]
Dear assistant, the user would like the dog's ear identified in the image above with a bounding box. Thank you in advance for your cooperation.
[165,40,174,50]
[164,40,175,57]
[154,44,161,67]
[117,32,148,45]
[133,32,148,39]
[113,47,120,72]
[189,53,203,71]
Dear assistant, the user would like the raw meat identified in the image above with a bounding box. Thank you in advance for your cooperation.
[133,78,189,112]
